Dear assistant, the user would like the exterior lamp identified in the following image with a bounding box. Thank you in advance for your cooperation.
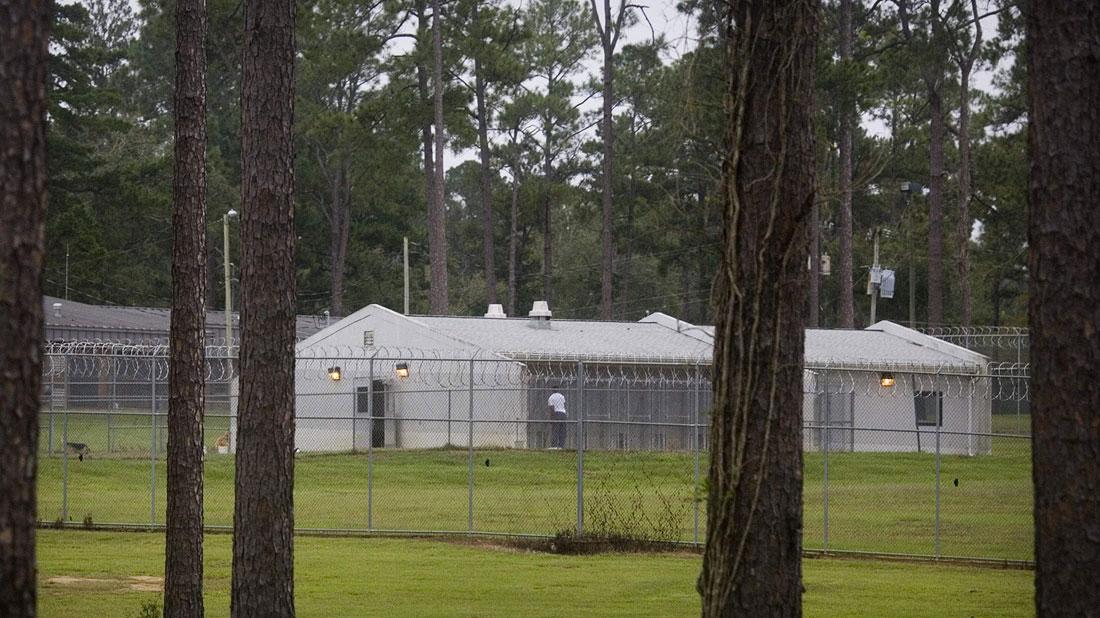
[395,362,410,379]
[328,366,342,381]
[880,372,896,388]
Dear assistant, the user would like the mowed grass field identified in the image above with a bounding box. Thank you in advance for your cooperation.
[37,530,1034,617]
[37,412,1033,561]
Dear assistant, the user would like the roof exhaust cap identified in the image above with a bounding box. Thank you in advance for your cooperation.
[485,304,507,319]
[529,301,552,320]
[52,302,62,318]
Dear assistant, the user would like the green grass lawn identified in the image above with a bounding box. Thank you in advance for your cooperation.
[36,530,1033,617]
[37,412,1033,561]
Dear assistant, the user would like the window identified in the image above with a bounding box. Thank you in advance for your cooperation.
[914,391,943,427]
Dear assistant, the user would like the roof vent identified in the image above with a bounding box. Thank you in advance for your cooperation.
[528,301,552,329]
[529,301,552,319]
[484,304,506,319]
[52,302,62,318]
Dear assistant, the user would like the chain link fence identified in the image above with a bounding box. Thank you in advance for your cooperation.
[37,342,1032,563]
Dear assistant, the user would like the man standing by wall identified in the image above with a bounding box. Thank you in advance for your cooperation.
[547,392,567,449]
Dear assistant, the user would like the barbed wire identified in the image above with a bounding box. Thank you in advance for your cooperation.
[42,341,1030,401]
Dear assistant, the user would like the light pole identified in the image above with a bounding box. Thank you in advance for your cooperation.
[223,209,238,350]
[899,182,922,329]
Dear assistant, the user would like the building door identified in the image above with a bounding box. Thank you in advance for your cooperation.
[355,381,386,448]
[814,373,854,451]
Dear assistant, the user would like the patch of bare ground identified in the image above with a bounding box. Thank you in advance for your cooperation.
[45,575,163,592]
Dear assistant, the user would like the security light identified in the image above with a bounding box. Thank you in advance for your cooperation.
[880,372,896,388]
[395,362,410,379]
[328,366,342,381]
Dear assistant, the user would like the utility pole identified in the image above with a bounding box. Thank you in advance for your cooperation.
[869,227,881,324]
[403,236,410,315]
[65,245,70,300]
[224,209,237,348]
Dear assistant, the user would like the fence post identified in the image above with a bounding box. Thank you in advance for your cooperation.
[693,364,701,545]
[1015,335,1023,433]
[823,374,830,552]
[934,412,942,558]
[108,357,116,453]
[47,364,54,456]
[576,360,585,538]
[468,359,475,533]
[150,356,158,527]
[367,357,374,531]
[61,390,70,523]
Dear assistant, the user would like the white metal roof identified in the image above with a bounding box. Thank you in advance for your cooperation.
[411,314,712,362]
[641,312,986,371]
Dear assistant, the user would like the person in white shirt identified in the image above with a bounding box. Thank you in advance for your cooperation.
[547,392,567,449]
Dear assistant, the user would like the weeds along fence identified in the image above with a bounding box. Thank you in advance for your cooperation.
[38,342,1031,563]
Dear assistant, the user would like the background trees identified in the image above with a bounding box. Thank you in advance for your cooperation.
[39,0,1027,329]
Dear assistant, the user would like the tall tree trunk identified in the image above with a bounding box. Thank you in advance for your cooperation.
[428,0,448,314]
[416,0,433,313]
[698,0,816,615]
[955,0,980,330]
[837,0,854,328]
[621,175,635,318]
[0,3,49,615]
[507,173,520,317]
[925,0,945,326]
[232,0,296,615]
[542,125,553,303]
[808,199,820,327]
[1027,3,1100,615]
[475,51,497,306]
[927,86,944,325]
[164,0,207,615]
[329,165,349,317]
[595,0,618,320]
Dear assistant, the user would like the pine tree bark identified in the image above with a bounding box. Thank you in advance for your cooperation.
[592,0,623,320]
[507,172,520,317]
[1027,3,1100,615]
[0,3,49,615]
[698,0,816,615]
[954,0,980,330]
[232,0,296,615]
[164,0,207,615]
[808,199,820,327]
[428,0,449,314]
[328,164,349,317]
[837,0,854,328]
[542,122,553,303]
[474,47,497,306]
[416,0,434,314]
[925,0,945,326]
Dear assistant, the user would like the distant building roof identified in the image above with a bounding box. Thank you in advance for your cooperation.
[411,314,712,362]
[640,311,987,370]
[43,295,328,342]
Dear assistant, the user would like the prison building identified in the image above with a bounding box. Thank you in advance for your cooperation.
[256,302,991,455]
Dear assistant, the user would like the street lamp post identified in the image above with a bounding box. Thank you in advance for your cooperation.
[899,182,921,329]
[223,209,238,350]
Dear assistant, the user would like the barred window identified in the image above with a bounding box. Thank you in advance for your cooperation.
[914,391,943,427]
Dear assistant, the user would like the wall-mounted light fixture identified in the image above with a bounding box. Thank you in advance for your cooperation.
[328,366,342,381]
[395,362,410,379]
[880,372,895,388]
